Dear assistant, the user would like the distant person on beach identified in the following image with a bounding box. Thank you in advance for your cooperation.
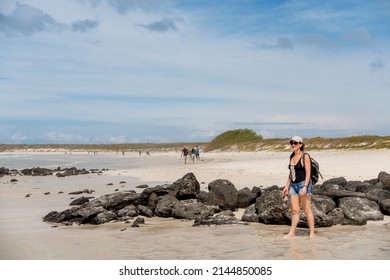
[181,146,189,164]
[195,146,200,161]
[282,136,315,239]
[190,147,196,163]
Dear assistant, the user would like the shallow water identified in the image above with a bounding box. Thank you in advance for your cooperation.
[2,212,389,260]
[0,152,138,170]
[1,152,390,260]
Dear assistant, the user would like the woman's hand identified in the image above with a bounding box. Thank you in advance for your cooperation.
[300,186,307,196]
[282,186,289,197]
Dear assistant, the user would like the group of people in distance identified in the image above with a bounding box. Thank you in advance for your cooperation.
[181,146,200,164]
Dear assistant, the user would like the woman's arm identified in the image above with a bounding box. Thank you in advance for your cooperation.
[304,153,311,185]
[301,153,311,195]
[282,176,291,196]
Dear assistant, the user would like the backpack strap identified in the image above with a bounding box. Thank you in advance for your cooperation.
[300,152,308,167]
[300,153,311,184]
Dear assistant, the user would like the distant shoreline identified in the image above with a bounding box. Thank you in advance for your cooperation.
[0,142,204,153]
[1,134,390,153]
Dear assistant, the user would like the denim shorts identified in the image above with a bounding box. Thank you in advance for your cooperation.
[289,181,312,195]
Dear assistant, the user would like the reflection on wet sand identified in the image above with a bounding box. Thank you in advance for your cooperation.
[287,237,318,260]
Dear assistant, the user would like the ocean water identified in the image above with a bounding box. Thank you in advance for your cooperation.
[0,152,139,170]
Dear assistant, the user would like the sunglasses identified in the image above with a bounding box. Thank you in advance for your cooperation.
[290,141,301,145]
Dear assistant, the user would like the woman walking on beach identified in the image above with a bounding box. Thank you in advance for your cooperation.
[282,136,315,239]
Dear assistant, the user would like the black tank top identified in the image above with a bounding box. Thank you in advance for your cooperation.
[289,157,306,183]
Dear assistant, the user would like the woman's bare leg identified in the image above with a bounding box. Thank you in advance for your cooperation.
[301,195,315,238]
[284,195,300,238]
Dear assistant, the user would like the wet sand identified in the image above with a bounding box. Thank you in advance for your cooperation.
[1,150,390,260]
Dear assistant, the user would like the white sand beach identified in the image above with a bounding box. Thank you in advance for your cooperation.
[0,149,390,260]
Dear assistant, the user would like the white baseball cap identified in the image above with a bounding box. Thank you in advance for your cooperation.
[290,136,303,143]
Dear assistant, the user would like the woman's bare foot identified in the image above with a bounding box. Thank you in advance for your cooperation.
[283,234,295,239]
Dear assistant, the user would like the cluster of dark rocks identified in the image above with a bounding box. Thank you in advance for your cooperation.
[0,166,106,177]
[43,171,390,228]
[243,173,390,227]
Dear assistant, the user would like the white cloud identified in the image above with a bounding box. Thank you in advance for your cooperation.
[138,17,182,33]
[370,58,385,72]
[71,19,99,32]
[45,132,90,143]
[254,37,294,50]
[0,3,64,36]
[107,0,169,14]
[344,27,373,45]
[11,132,28,143]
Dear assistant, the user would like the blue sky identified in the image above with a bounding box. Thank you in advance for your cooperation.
[0,0,389,144]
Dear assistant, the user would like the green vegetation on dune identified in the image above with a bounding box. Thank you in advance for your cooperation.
[203,130,390,152]
[203,129,263,151]
[302,135,390,150]
[1,130,390,152]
